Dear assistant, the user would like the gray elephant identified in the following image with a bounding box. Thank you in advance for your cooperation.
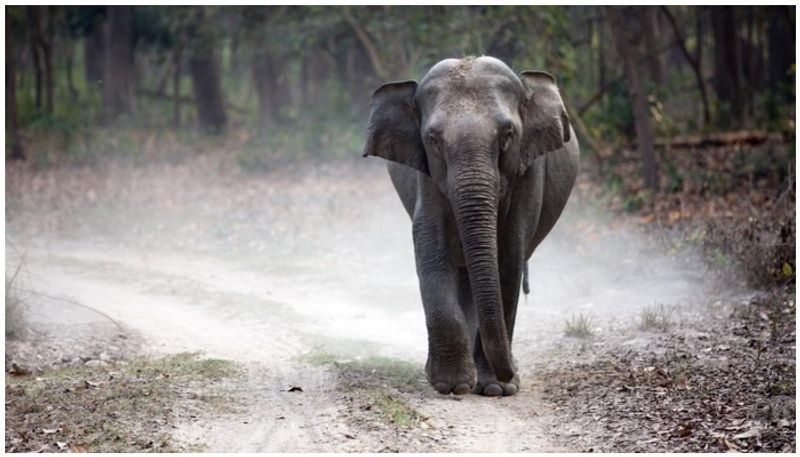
[363,56,578,396]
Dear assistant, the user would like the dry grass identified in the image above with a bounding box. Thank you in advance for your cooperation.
[563,313,595,338]
[640,304,675,332]
[541,287,796,452]
[5,261,27,340]
[5,352,240,453]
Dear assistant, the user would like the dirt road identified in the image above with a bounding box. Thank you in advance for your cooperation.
[5,157,727,451]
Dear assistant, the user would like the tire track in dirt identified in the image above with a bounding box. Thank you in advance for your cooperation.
[13,246,361,451]
[13,242,567,451]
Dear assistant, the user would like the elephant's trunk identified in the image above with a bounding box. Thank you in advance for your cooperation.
[450,167,514,382]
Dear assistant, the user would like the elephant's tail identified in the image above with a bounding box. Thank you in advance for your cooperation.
[522,262,530,295]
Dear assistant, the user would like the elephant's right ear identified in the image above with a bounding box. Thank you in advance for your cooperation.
[363,80,429,176]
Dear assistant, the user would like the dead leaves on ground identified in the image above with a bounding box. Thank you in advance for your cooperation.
[540,289,796,452]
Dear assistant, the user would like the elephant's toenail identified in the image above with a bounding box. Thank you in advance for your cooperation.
[502,383,518,396]
[453,383,471,395]
[434,382,451,394]
[483,383,503,397]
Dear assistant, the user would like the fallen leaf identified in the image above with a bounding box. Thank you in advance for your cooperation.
[732,427,761,440]
[287,386,303,392]
[676,424,692,438]
[344,433,355,439]
[56,442,68,451]
[84,380,100,389]
[68,444,89,453]
[9,363,31,377]
[42,428,61,435]
[721,436,740,451]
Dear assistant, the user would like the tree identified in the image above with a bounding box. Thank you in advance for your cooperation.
[83,16,105,88]
[6,12,25,160]
[608,6,659,193]
[660,6,711,127]
[26,6,44,113]
[711,6,745,128]
[767,6,795,101]
[102,6,135,120]
[187,7,227,133]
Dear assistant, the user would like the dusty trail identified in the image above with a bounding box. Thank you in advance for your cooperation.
[6,158,717,451]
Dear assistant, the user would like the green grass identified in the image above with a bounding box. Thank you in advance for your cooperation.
[127,352,240,381]
[367,390,424,428]
[300,350,427,429]
[300,350,426,390]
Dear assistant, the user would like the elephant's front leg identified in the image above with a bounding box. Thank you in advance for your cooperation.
[413,213,476,395]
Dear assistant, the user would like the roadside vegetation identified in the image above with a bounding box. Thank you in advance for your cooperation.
[563,313,595,338]
[5,5,794,453]
[5,262,27,340]
[301,352,428,430]
[539,126,795,452]
[5,353,240,453]
[640,304,675,332]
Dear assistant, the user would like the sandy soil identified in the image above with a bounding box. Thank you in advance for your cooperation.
[5,156,756,451]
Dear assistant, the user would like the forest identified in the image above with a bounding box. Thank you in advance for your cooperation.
[5,6,796,175]
[4,5,797,453]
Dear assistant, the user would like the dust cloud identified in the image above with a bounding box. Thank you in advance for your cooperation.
[6,156,726,368]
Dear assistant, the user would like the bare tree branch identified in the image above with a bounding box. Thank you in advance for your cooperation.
[660,5,711,126]
[343,10,389,81]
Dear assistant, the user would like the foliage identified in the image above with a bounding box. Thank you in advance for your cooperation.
[5,6,796,170]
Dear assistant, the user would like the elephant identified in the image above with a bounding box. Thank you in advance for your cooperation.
[362,56,578,397]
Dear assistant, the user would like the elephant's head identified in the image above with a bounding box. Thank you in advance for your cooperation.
[362,56,570,382]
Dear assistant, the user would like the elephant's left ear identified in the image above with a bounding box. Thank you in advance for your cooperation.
[518,70,571,172]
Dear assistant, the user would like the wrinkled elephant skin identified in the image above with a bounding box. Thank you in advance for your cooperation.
[363,56,579,396]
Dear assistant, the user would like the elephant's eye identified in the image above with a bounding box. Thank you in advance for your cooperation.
[427,132,443,153]
[500,129,514,152]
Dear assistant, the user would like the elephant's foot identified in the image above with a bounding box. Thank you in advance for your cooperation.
[425,354,477,395]
[473,351,519,396]
[474,372,520,397]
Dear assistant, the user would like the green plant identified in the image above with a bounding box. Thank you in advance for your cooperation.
[367,390,423,428]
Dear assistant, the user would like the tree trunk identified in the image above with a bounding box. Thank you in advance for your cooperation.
[84,21,105,88]
[42,6,54,114]
[253,52,276,131]
[6,23,25,160]
[190,51,227,133]
[642,7,666,84]
[173,45,182,127]
[660,6,711,127]
[608,7,659,193]
[103,6,135,121]
[767,6,795,101]
[711,6,744,128]
[598,12,606,109]
[26,6,43,112]
[65,39,79,101]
